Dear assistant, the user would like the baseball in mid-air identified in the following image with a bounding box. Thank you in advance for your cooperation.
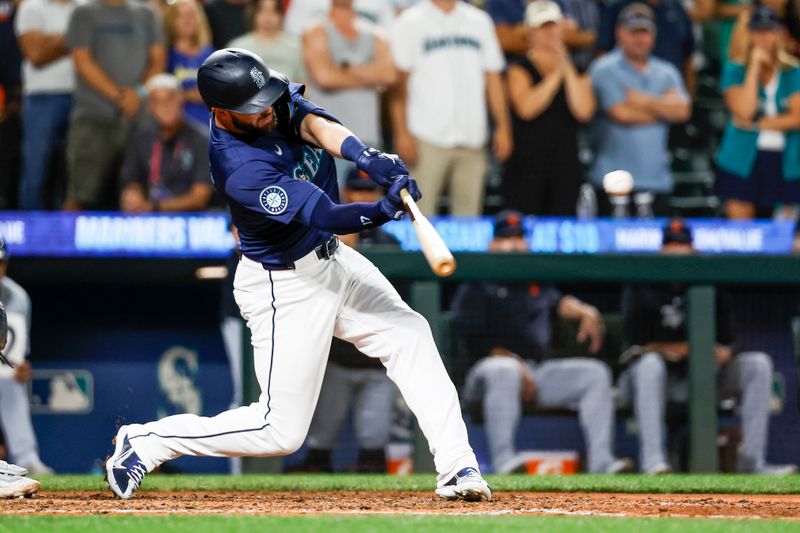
[603,170,634,195]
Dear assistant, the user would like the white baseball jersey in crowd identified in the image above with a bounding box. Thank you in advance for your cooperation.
[389,0,505,149]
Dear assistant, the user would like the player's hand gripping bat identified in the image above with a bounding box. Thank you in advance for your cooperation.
[399,189,457,277]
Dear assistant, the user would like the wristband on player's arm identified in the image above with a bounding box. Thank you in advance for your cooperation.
[340,135,368,162]
[306,193,390,234]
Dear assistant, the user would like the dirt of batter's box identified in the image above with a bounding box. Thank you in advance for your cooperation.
[2,491,800,520]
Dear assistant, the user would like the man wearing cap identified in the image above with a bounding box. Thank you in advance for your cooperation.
[0,238,52,476]
[618,219,797,474]
[487,0,600,72]
[105,48,492,502]
[596,0,694,80]
[63,0,166,210]
[589,2,691,217]
[451,211,632,474]
[119,74,213,213]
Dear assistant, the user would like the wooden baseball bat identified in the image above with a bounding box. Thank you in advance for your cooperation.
[399,188,456,277]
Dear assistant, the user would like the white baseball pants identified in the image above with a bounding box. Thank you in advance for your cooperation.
[126,243,478,484]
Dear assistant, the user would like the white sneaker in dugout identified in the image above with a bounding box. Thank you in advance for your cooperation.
[604,457,634,474]
[754,464,798,476]
[496,451,540,474]
[19,458,54,476]
[0,461,40,498]
[435,467,493,502]
[644,462,673,475]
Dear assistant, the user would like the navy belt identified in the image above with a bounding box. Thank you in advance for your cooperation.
[314,235,339,260]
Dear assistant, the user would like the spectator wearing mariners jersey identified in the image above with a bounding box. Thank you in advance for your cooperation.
[389,0,513,216]
[0,238,52,476]
[302,0,396,183]
[63,0,166,211]
[14,0,78,210]
[451,211,632,474]
[588,3,690,217]
[618,219,797,475]
[119,74,212,213]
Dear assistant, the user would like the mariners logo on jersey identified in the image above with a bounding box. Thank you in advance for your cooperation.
[250,67,266,89]
[293,146,323,182]
[259,186,288,215]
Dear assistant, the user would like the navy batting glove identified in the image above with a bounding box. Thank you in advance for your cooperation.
[341,137,407,187]
[379,175,419,220]
[404,175,422,202]
[356,148,409,188]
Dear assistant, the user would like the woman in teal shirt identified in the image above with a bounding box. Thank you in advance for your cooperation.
[715,5,800,219]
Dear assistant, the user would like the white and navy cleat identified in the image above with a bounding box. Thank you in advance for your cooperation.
[106,426,148,499]
[435,467,492,502]
[0,460,40,498]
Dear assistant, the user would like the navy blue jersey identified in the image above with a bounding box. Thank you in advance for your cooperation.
[209,83,341,267]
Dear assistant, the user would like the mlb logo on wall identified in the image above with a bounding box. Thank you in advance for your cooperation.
[29,370,93,414]
[260,186,288,215]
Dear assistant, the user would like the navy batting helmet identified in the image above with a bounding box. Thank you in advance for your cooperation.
[198,48,289,114]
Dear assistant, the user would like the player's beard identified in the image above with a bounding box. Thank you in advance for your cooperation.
[231,111,278,134]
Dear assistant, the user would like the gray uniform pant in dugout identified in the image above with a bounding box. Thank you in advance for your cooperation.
[617,351,773,472]
[306,362,396,451]
[463,356,616,473]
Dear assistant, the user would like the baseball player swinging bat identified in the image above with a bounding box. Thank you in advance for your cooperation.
[400,188,456,277]
[104,49,492,503]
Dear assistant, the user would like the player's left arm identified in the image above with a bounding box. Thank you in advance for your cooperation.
[299,112,409,188]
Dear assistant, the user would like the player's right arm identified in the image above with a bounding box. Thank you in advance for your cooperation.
[226,162,419,235]
[299,111,414,190]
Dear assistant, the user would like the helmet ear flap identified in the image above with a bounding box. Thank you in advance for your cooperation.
[273,90,293,131]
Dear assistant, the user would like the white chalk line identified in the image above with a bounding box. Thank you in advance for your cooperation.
[0,507,792,521]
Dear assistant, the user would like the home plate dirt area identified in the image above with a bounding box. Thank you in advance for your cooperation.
[2,491,799,520]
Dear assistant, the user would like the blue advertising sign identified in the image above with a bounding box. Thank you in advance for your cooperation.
[0,212,794,257]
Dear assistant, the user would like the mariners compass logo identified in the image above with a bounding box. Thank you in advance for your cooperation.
[250,67,266,89]
[260,186,288,215]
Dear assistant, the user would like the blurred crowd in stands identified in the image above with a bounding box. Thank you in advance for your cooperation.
[0,0,798,220]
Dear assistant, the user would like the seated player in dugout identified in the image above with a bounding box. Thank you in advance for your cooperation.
[618,219,797,474]
[300,169,403,473]
[0,301,42,499]
[119,74,213,213]
[451,210,633,474]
